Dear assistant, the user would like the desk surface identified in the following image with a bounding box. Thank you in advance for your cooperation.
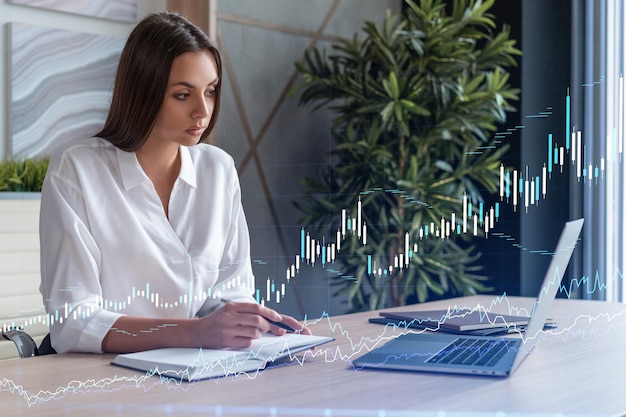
[2,295,625,417]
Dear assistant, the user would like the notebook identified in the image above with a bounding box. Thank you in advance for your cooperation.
[377,309,556,332]
[353,218,584,377]
[367,317,522,336]
[111,333,334,381]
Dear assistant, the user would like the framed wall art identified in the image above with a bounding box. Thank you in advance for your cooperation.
[10,23,125,157]
[9,0,137,22]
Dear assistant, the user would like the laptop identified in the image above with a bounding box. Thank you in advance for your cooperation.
[352,218,584,377]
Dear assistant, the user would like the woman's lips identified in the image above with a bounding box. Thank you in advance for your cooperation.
[186,126,206,136]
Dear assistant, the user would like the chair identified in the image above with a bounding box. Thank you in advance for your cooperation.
[1,329,56,358]
[0,197,51,358]
[1,329,38,357]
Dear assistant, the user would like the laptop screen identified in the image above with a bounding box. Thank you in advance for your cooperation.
[510,218,584,372]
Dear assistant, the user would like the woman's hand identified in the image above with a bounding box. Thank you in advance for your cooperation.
[100,303,313,353]
[194,302,310,349]
[267,314,312,336]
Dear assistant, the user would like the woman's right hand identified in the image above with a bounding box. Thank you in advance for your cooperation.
[194,301,284,349]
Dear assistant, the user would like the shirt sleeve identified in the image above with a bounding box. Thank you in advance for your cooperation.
[39,171,123,353]
[195,162,256,317]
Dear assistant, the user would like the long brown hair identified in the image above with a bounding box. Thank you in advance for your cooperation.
[96,12,222,151]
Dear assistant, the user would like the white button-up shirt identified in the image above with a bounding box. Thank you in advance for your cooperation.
[39,138,255,353]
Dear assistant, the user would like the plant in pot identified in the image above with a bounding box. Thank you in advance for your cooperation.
[293,0,521,312]
[0,157,49,193]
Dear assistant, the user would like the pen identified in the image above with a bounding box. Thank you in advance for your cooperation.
[219,298,297,333]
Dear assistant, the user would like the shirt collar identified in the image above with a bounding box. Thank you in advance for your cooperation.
[178,146,197,188]
[116,145,197,191]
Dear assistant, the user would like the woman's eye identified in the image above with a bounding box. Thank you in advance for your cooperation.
[174,93,190,100]
[205,89,216,98]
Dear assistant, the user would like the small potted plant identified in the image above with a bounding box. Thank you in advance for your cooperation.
[0,157,49,222]
[0,157,49,193]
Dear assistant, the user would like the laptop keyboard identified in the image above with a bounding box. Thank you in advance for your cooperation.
[426,338,517,367]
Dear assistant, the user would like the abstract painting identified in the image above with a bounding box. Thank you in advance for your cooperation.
[9,0,136,22]
[10,23,125,158]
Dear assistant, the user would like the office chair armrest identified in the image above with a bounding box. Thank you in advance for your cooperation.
[1,329,39,358]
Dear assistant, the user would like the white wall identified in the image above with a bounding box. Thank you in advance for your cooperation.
[0,0,166,159]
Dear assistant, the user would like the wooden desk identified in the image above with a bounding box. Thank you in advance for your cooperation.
[2,296,625,416]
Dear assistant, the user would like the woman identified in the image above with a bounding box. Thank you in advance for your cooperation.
[39,12,309,354]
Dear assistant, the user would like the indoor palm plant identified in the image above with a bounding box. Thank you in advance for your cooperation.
[293,0,521,312]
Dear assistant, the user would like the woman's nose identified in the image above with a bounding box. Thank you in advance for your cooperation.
[192,97,211,119]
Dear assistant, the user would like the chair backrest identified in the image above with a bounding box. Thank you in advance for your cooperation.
[1,329,38,357]
[0,197,48,360]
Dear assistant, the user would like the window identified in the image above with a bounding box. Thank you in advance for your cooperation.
[579,0,625,302]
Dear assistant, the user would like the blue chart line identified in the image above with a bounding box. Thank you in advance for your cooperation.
[5,75,624,329]
[249,79,620,304]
